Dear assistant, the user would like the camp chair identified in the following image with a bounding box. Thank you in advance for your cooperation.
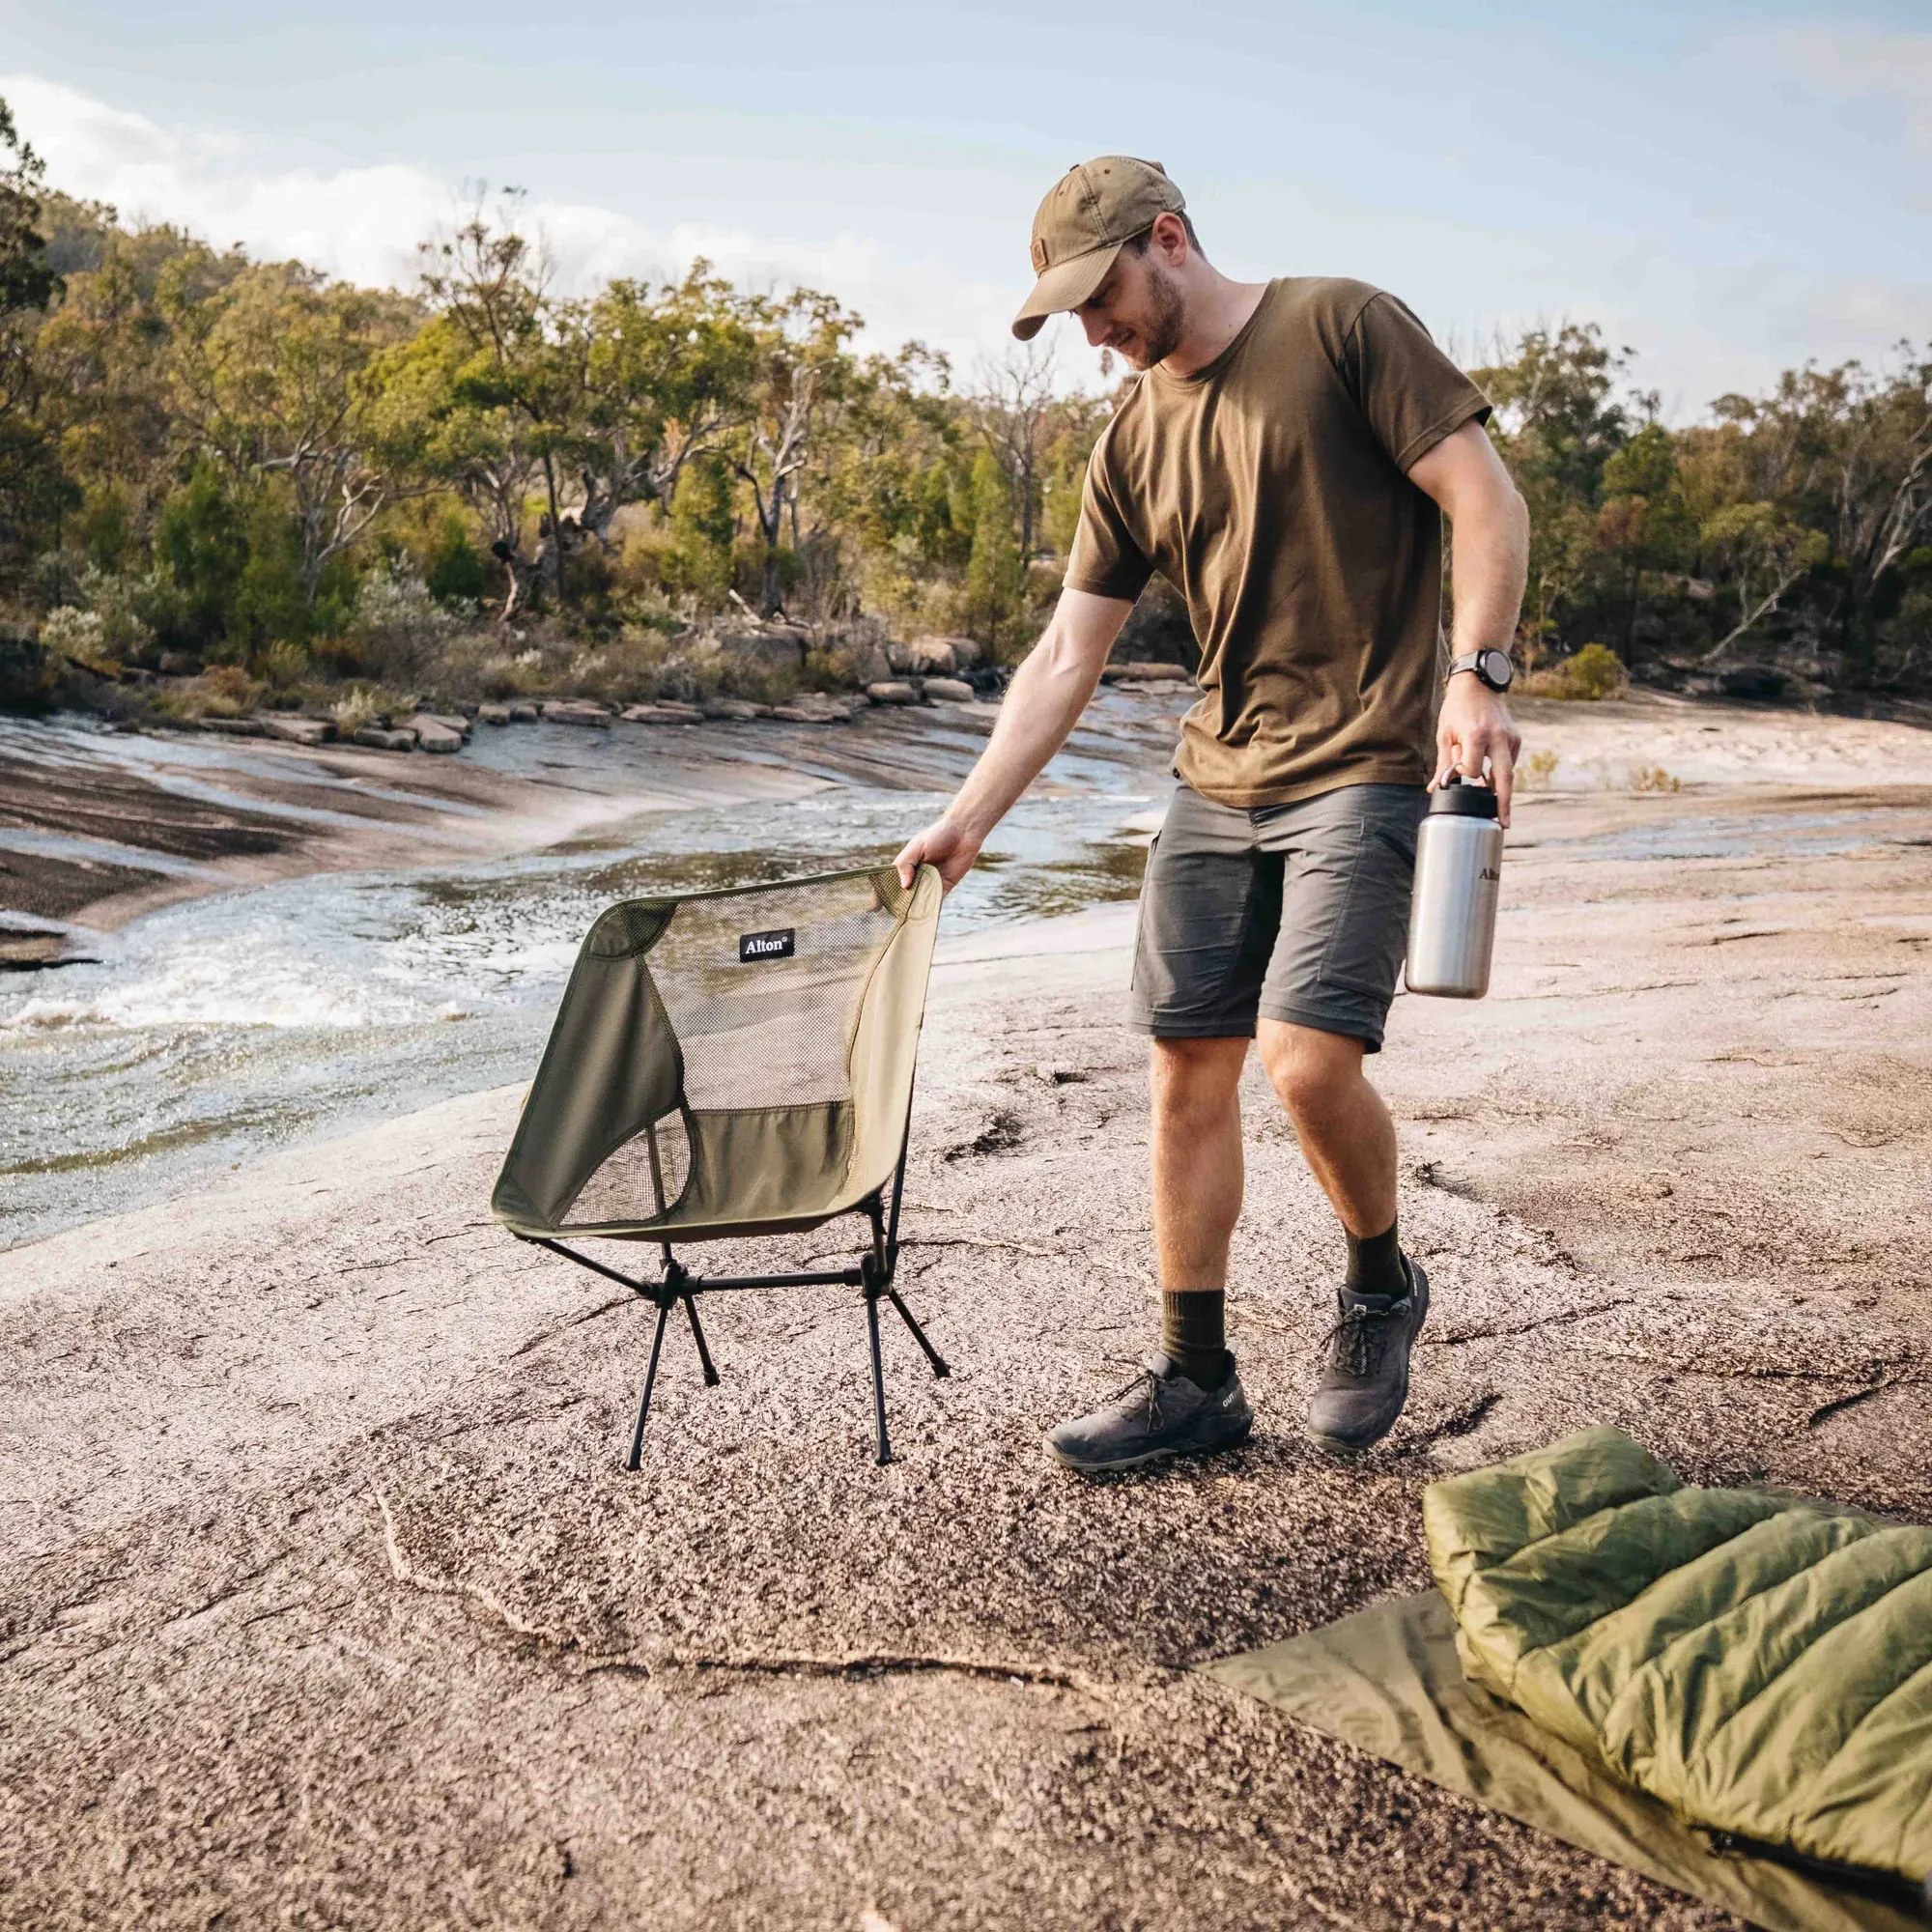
[491,863,948,1466]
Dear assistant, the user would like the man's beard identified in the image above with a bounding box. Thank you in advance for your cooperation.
[1126,263,1187,369]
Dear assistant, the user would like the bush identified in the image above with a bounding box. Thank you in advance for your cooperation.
[41,605,121,677]
[259,639,310,693]
[156,664,265,720]
[1523,641,1628,701]
[328,683,416,733]
[351,563,469,684]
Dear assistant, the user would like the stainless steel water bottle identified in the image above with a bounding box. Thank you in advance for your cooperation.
[1406,776,1503,998]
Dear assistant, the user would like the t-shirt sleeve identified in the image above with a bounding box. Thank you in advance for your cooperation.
[1345,292,1493,474]
[1064,436,1154,603]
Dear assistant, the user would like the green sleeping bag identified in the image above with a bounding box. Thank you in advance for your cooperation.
[1424,1427,1932,1906]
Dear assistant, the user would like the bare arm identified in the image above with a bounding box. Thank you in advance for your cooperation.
[894,587,1134,889]
[1408,418,1530,825]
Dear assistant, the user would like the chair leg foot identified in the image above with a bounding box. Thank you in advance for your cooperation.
[866,1290,893,1465]
[626,1296,673,1471]
[683,1293,720,1387]
[886,1287,950,1378]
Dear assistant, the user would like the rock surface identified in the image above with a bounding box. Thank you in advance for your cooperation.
[259,714,335,746]
[5,758,1931,1930]
[542,700,612,728]
[401,713,465,753]
[923,677,975,704]
[867,681,919,705]
[352,724,417,752]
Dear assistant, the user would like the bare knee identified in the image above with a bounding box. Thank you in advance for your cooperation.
[1151,1036,1247,1125]
[1258,1023,1364,1123]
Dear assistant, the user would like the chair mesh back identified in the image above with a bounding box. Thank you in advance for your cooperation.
[490,864,935,1241]
[567,1110,692,1226]
[647,873,903,1110]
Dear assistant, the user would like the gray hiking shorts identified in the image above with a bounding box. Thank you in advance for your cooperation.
[1126,779,1427,1052]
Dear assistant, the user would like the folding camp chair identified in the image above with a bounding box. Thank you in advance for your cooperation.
[491,863,948,1466]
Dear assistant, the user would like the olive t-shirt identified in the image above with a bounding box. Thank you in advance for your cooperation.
[1065,277,1492,808]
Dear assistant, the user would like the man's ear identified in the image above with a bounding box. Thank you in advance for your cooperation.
[1150,211,1191,267]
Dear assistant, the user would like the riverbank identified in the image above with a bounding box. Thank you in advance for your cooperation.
[3,762,1929,1929]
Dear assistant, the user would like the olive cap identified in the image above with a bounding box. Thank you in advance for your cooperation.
[1011,156,1186,341]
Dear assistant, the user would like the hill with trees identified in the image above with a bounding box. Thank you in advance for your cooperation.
[1,93,1927,724]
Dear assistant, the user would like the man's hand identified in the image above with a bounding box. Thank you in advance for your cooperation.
[895,815,981,892]
[1434,673,1521,826]
[891,586,1133,893]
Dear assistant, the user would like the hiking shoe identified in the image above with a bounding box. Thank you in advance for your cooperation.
[1046,1353,1253,1473]
[1305,1257,1431,1456]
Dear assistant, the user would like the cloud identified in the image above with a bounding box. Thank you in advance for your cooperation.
[1,71,1033,380]
[1763,26,1932,145]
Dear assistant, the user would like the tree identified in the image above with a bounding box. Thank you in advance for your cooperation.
[962,446,1023,647]
[584,262,756,531]
[0,96,69,584]
[399,201,588,619]
[164,261,419,603]
[971,337,1059,564]
[730,288,858,616]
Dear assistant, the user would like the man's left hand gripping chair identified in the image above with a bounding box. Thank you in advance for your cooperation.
[491,864,949,1465]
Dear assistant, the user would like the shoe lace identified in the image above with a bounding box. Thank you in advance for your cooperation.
[1107,1367,1165,1430]
[1319,1302,1400,1378]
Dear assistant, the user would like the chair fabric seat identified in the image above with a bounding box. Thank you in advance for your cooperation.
[492,865,942,1242]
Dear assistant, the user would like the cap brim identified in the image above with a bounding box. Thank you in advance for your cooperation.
[1010,240,1122,341]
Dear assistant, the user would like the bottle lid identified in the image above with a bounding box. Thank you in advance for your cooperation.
[1427,775,1499,819]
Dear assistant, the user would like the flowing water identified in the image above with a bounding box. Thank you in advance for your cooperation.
[0,693,1182,1251]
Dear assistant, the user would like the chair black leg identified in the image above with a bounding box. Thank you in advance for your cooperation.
[865,1289,892,1466]
[626,1295,674,1471]
[683,1293,720,1386]
[885,1287,950,1378]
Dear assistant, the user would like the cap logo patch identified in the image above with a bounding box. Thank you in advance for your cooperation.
[1030,237,1049,272]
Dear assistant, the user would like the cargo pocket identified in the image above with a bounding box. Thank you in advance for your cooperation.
[1128,831,1160,991]
[1316,816,1417,1002]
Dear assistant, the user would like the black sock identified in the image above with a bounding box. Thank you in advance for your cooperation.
[1161,1291,1228,1388]
[1346,1221,1406,1299]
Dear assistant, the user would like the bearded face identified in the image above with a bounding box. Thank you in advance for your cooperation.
[1077,244,1189,372]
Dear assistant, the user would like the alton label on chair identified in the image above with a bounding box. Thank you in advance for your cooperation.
[738,926,796,962]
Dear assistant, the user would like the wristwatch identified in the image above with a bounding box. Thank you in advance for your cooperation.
[1448,647,1515,693]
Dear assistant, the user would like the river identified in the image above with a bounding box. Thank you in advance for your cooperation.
[0,689,1184,1250]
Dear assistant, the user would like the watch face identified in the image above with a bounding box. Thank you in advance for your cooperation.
[1478,647,1514,690]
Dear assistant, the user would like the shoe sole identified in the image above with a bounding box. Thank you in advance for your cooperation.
[1303,1262,1432,1458]
[1045,1417,1254,1475]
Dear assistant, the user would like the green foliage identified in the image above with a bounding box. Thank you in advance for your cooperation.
[1524,641,1629,700]
[667,453,735,603]
[422,508,486,603]
[155,460,250,652]
[963,447,1024,650]
[4,81,1929,708]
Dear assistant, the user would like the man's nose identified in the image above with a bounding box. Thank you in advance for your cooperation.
[1078,311,1108,348]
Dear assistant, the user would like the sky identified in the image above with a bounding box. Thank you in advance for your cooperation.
[2,0,1926,416]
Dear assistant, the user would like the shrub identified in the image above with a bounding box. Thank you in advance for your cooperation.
[1518,747,1561,789]
[156,664,266,720]
[330,684,413,734]
[259,639,310,693]
[41,606,120,678]
[1630,763,1682,793]
[352,563,469,684]
[1523,641,1628,701]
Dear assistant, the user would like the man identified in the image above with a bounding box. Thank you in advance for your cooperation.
[894,156,1527,1471]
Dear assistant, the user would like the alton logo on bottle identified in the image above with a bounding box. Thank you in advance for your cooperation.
[739,927,796,962]
[1480,867,1502,882]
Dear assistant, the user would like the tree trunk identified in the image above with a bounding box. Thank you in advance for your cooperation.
[541,454,567,608]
